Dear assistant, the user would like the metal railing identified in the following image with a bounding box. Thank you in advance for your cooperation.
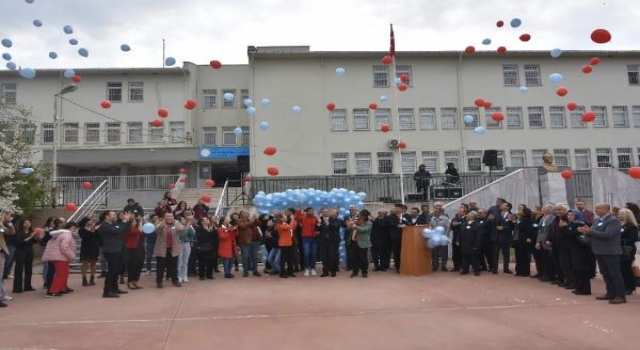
[57,175,180,191]
[67,179,109,222]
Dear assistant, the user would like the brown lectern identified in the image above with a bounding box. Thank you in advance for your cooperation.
[399,225,432,276]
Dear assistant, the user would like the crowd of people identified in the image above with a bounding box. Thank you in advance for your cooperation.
[0,191,638,307]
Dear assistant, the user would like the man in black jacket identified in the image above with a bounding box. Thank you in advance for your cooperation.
[371,209,390,271]
[98,210,131,298]
[492,202,514,274]
[317,208,341,277]
[123,198,144,218]
[457,211,482,276]
[385,204,408,273]
[413,165,432,201]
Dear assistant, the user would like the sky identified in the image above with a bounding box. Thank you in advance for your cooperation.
[0,0,638,70]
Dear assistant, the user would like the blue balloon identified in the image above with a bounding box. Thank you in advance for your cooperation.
[33,19,42,27]
[474,126,486,135]
[548,73,564,83]
[434,226,445,234]
[550,48,562,58]
[165,57,176,66]
[519,86,529,93]
[292,105,302,114]
[1,39,12,48]
[18,68,36,79]
[379,95,388,103]
[421,228,434,239]
[63,25,73,34]
[142,223,155,234]
[334,67,346,76]
[243,98,253,107]
[223,92,234,101]
[246,107,257,116]
[63,69,75,78]
[20,168,34,175]
[78,48,89,57]
[49,51,58,59]
[2,53,10,61]
[259,121,269,131]
[510,18,522,28]
[260,98,270,107]
[463,115,474,124]
[233,127,243,135]
[25,0,34,3]
[6,62,16,70]
[69,38,78,45]
[482,38,491,45]
[395,77,402,86]
[120,44,131,52]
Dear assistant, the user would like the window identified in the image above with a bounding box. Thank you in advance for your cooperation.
[491,150,505,171]
[106,122,121,143]
[554,149,570,167]
[42,123,54,143]
[524,64,541,85]
[531,149,549,167]
[510,150,526,168]
[419,107,437,130]
[502,64,519,85]
[444,151,460,171]
[628,64,639,85]
[485,106,503,128]
[202,89,217,108]
[377,152,393,174]
[617,148,632,169]
[241,126,250,146]
[169,121,185,142]
[240,89,249,108]
[398,108,415,130]
[441,107,458,129]
[506,107,523,128]
[395,65,412,86]
[63,123,79,143]
[574,149,591,169]
[352,108,369,131]
[332,153,348,175]
[591,106,608,127]
[637,148,640,167]
[528,106,545,128]
[1,83,17,104]
[148,122,164,143]
[549,106,566,128]
[421,151,439,173]
[633,106,640,128]
[20,124,35,144]
[202,127,216,145]
[570,105,586,128]
[107,82,122,102]
[355,153,371,174]
[596,148,612,167]
[373,66,389,87]
[222,89,235,108]
[467,150,483,172]
[612,106,629,127]
[462,107,479,128]
[128,82,144,101]
[375,108,392,131]
[127,122,143,143]
[85,122,100,143]
[401,151,416,174]
[331,109,348,131]
[222,127,237,146]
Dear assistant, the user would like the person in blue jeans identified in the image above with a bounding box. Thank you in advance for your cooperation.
[297,208,319,276]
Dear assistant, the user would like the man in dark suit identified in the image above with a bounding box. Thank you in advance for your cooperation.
[477,208,494,271]
[578,203,626,304]
[492,202,514,274]
[417,204,431,225]
[457,211,482,276]
[97,210,131,298]
[371,209,390,271]
[385,204,408,273]
[449,205,468,272]
[317,208,341,277]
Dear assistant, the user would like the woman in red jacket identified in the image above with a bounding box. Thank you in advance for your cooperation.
[124,218,145,289]
[276,213,297,278]
[218,217,238,279]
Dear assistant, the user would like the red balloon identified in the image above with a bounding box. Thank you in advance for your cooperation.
[474,98,485,107]
[209,60,222,69]
[556,87,568,97]
[497,46,507,54]
[561,170,573,179]
[581,65,593,74]
[267,167,279,176]
[72,75,82,83]
[591,29,611,44]
[157,108,169,118]
[243,174,252,182]
[64,203,77,212]
[397,83,408,91]
[204,179,215,188]
[34,227,44,236]
[82,182,92,190]
[184,99,197,110]
[496,20,504,28]
[380,124,390,133]
[491,112,504,122]
[464,46,476,55]
[100,100,111,109]
[201,194,212,203]
[326,102,336,111]
[628,167,640,179]
[519,34,531,42]
[566,102,578,111]
[582,112,596,122]
[483,101,493,109]
[179,178,186,183]
[369,103,378,110]
[382,56,393,65]
[590,57,601,65]
[179,168,186,174]
[398,141,407,149]
[263,146,277,156]
[400,74,409,83]
[152,119,163,127]
[169,184,176,189]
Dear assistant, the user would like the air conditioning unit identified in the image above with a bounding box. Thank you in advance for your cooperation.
[388,139,399,148]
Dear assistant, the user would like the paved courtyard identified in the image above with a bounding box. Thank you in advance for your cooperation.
[0,266,638,350]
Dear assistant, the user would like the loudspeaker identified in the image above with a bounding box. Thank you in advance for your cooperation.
[433,187,448,199]
[449,187,463,198]
[482,150,498,167]
[237,155,250,172]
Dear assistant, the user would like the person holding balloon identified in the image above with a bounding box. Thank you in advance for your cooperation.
[217,216,239,279]
[346,209,373,278]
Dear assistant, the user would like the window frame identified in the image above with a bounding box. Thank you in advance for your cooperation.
[574,148,591,170]
[395,65,412,86]
[374,108,392,131]
[591,105,608,128]
[617,148,632,169]
[612,105,629,128]
[352,108,370,131]
[595,148,612,167]
[523,64,541,86]
[373,65,389,88]
[377,152,393,174]
[106,82,123,102]
[441,107,458,130]
[628,64,639,85]
[354,152,372,175]
[85,122,100,144]
[418,107,437,130]
[502,64,519,86]
[398,108,415,130]
[106,122,122,143]
[506,106,523,129]
[169,121,185,142]
[221,89,236,108]
[332,153,349,175]
[553,149,571,167]
[127,122,143,143]
[510,149,526,168]
[202,89,217,109]
[128,82,144,102]
[330,109,348,131]
[148,122,164,143]
[549,106,566,128]
[42,123,54,144]
[1,83,17,104]
[221,127,237,146]
[466,150,483,172]
[527,106,545,128]
[202,126,217,146]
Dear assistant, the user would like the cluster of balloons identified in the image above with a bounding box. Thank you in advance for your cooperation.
[252,188,366,216]
[421,227,451,249]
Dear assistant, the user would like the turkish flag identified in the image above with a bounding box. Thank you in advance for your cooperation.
[389,24,395,57]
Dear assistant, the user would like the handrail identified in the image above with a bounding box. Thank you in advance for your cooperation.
[171,174,187,199]
[442,168,527,211]
[67,179,109,222]
[214,179,230,218]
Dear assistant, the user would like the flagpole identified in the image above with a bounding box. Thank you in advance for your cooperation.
[388,23,405,205]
